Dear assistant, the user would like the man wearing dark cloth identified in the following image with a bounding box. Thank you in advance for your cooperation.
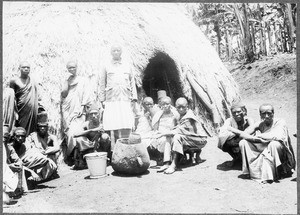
[3,88,18,133]
[9,61,39,136]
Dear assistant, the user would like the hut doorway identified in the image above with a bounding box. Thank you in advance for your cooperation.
[142,52,183,104]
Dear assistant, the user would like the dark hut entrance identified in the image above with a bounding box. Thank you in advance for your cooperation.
[142,52,183,104]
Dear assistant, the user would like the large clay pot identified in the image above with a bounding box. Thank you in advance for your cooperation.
[111,133,150,175]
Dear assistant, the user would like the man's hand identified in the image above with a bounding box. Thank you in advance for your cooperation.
[48,159,57,170]
[91,125,104,133]
[252,136,269,144]
[9,163,22,172]
[77,105,85,117]
[28,171,42,182]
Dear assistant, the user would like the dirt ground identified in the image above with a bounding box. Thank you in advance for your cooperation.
[3,53,297,214]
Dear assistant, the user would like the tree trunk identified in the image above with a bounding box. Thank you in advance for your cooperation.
[228,30,233,60]
[266,21,271,56]
[282,24,288,52]
[250,22,256,56]
[257,3,266,56]
[225,27,229,60]
[214,21,221,57]
[242,3,254,63]
[233,3,255,63]
[273,23,278,53]
[285,3,296,52]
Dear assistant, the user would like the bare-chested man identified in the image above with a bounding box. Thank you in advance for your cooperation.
[9,61,39,136]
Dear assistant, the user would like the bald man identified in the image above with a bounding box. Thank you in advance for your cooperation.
[9,61,39,136]
[61,60,93,164]
[218,102,254,166]
[158,97,208,174]
[239,104,295,183]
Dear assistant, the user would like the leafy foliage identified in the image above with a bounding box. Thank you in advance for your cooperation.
[187,3,296,63]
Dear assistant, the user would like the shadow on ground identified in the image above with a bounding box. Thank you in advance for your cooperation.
[217,160,242,171]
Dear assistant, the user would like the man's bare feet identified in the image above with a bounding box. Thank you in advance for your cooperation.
[157,164,169,173]
[195,157,205,164]
[164,165,176,174]
[28,171,42,182]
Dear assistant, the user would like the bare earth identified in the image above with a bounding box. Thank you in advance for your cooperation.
[3,54,297,214]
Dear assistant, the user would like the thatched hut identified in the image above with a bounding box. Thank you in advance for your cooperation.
[3,2,240,136]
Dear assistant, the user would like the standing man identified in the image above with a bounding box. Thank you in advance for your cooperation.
[239,104,296,183]
[61,60,93,161]
[9,61,39,136]
[99,45,137,149]
[218,103,254,166]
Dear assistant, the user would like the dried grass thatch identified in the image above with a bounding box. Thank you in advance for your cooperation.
[3,2,240,136]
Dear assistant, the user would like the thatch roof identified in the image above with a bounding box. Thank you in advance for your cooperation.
[3,2,240,135]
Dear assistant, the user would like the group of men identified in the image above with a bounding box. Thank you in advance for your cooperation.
[3,44,296,204]
[136,92,208,174]
[218,103,295,183]
[3,62,61,204]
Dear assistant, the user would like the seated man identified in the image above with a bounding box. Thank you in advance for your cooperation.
[10,127,57,182]
[135,97,158,146]
[239,104,296,183]
[149,96,179,172]
[3,125,27,200]
[161,97,208,174]
[73,103,110,169]
[26,112,60,178]
[218,103,254,166]
[3,144,18,205]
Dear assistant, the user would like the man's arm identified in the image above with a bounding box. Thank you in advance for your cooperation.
[256,119,287,142]
[99,66,107,104]
[129,69,137,101]
[243,121,261,135]
[61,80,69,98]
[44,135,60,155]
[9,78,17,91]
[73,125,104,138]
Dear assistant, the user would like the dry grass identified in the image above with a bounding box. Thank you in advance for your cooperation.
[3,2,239,137]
